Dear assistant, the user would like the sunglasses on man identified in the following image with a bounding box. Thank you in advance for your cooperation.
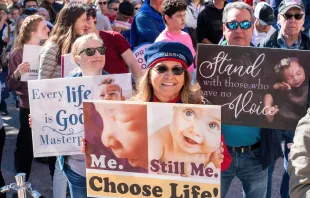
[99,1,107,5]
[108,7,118,11]
[282,13,304,20]
[79,47,106,56]
[226,21,252,30]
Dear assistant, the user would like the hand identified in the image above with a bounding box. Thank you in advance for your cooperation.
[81,137,86,154]
[111,25,123,32]
[210,142,224,169]
[264,105,279,123]
[28,114,32,128]
[14,62,30,79]
[273,82,291,90]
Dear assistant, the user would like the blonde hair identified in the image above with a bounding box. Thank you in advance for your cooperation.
[131,68,203,104]
[71,33,104,58]
[12,15,44,51]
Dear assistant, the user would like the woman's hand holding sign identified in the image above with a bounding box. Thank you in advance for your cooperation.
[13,62,30,80]
[210,142,224,169]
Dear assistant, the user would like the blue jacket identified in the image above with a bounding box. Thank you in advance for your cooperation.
[130,0,165,48]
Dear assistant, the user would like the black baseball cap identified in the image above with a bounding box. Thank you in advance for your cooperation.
[279,0,305,14]
[254,2,276,25]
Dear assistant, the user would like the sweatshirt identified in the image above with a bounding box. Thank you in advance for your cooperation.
[196,1,225,44]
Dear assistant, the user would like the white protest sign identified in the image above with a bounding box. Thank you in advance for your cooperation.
[61,53,79,78]
[133,43,151,73]
[28,74,132,157]
[21,45,43,81]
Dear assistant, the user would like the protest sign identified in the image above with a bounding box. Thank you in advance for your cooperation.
[61,53,79,77]
[133,43,151,73]
[21,45,42,81]
[28,74,132,157]
[197,44,310,130]
[84,100,221,197]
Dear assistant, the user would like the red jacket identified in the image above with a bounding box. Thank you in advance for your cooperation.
[221,135,232,171]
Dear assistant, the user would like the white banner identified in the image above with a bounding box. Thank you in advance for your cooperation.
[21,45,43,81]
[61,53,79,78]
[28,74,132,157]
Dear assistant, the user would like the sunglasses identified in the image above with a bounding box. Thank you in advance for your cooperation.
[153,65,184,75]
[282,13,304,20]
[226,21,252,30]
[109,7,118,11]
[79,47,106,56]
[99,1,107,5]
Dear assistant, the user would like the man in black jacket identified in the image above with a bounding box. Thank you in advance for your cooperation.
[196,0,226,44]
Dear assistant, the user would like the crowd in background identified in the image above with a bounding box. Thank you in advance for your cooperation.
[0,0,307,197]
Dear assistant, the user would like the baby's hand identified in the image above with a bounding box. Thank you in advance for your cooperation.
[28,114,32,128]
[210,142,224,169]
[273,82,291,90]
[81,137,86,154]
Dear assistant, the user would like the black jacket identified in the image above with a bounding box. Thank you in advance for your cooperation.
[196,1,225,44]
[259,30,310,50]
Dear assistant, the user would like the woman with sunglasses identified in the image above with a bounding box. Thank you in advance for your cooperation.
[131,41,232,170]
[59,33,108,198]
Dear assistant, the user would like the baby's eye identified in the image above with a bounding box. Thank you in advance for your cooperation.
[209,122,219,130]
[184,109,195,120]
[108,92,117,96]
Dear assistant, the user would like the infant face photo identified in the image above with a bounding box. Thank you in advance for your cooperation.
[96,78,126,101]
[170,107,221,154]
[281,60,305,88]
[94,103,148,169]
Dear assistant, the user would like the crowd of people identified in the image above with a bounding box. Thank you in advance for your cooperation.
[0,0,307,197]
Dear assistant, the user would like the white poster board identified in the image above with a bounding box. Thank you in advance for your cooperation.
[61,53,79,78]
[21,45,43,81]
[28,74,132,157]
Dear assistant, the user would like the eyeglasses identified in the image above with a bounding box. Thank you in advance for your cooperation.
[153,65,184,75]
[282,13,304,20]
[99,2,107,5]
[108,7,118,11]
[79,47,106,56]
[226,21,252,30]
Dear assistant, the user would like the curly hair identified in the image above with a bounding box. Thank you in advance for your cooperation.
[12,15,44,52]
[131,68,203,104]
[161,0,187,23]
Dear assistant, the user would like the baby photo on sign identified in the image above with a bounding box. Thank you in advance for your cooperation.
[84,101,148,173]
[263,57,308,129]
[148,103,221,180]
[197,44,310,130]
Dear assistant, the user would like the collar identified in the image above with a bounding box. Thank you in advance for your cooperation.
[152,95,181,103]
[149,4,162,16]
[277,32,302,49]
